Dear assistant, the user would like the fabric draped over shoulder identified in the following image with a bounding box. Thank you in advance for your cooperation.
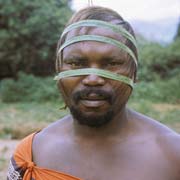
[7,133,82,180]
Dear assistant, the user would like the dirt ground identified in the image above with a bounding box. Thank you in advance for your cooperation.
[0,139,19,180]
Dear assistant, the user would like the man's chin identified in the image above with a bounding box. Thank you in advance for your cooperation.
[70,106,114,127]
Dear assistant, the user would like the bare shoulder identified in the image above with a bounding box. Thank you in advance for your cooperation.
[157,132,180,163]
[155,131,180,177]
[132,109,180,164]
[32,115,73,163]
[33,114,73,143]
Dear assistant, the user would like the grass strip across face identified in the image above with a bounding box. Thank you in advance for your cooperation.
[54,68,134,88]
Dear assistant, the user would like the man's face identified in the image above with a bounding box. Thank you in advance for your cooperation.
[58,27,134,127]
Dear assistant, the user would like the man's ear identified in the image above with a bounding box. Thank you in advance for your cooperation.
[134,76,139,83]
[132,69,138,83]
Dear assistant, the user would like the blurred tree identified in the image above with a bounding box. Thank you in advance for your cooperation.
[138,39,180,81]
[174,18,180,40]
[0,0,73,79]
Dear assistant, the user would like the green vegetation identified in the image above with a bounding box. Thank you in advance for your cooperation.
[0,0,73,78]
[0,72,61,102]
[138,38,180,81]
[0,102,68,139]
[131,76,180,104]
[174,19,180,40]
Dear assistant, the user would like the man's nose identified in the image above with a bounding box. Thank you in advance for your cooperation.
[82,74,105,86]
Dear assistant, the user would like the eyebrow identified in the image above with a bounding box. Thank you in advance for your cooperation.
[104,54,127,61]
[63,55,88,62]
[63,54,128,64]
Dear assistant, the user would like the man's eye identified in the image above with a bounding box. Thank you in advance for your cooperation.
[67,61,84,68]
[108,61,124,66]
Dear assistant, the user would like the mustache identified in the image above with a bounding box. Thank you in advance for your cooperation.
[72,87,114,104]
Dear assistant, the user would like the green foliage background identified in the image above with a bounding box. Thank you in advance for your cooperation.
[138,38,180,81]
[0,0,72,78]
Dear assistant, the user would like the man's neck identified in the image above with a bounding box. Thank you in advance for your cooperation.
[71,106,134,140]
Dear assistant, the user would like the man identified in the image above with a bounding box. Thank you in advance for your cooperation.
[7,6,180,180]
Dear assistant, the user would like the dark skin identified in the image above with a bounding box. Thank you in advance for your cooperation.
[32,28,180,180]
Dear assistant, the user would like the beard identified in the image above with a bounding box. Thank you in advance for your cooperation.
[69,87,115,127]
[70,105,114,127]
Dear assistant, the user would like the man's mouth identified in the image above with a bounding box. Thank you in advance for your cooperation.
[80,99,107,108]
[80,93,109,108]
[72,88,114,109]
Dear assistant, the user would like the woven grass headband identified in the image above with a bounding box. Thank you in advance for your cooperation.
[55,20,138,88]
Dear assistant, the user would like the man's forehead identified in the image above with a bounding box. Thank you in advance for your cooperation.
[63,40,129,61]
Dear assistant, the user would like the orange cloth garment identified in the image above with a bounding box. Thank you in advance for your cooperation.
[7,133,82,180]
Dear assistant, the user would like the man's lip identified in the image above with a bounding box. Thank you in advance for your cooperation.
[81,93,107,100]
[81,93,105,100]
[80,99,107,108]
[81,97,106,100]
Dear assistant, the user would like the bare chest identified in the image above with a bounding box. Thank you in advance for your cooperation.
[34,142,179,180]
[65,155,177,180]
